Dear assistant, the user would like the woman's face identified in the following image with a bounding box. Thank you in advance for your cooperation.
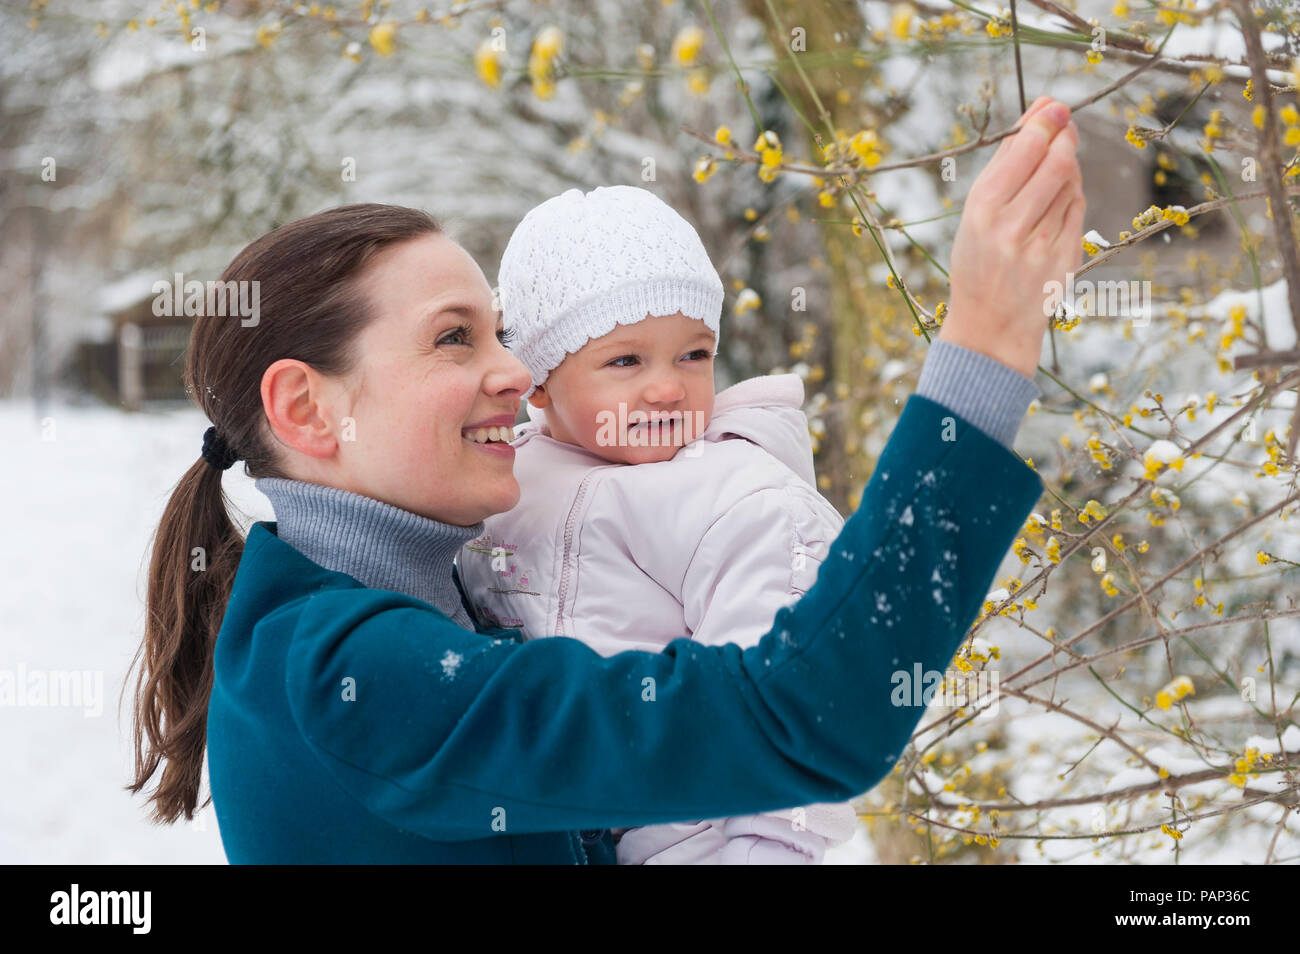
[328,232,532,526]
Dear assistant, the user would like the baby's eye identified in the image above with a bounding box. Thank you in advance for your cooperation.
[685,349,712,361]
[608,355,639,368]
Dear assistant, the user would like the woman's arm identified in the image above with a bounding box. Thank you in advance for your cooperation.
[283,391,1043,841]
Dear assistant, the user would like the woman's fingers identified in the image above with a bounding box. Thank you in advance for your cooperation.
[986,95,1054,171]
[1020,125,1080,237]
[1058,192,1087,272]
[979,101,1073,214]
[975,96,1055,195]
[1028,174,1081,258]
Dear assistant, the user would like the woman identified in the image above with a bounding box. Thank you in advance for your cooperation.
[127,96,1082,863]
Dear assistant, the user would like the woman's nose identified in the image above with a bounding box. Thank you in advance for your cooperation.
[488,345,533,396]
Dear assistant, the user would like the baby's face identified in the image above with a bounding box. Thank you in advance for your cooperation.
[528,312,716,464]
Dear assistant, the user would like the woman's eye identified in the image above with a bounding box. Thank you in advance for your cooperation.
[438,323,472,346]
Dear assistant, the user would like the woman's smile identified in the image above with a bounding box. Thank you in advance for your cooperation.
[463,435,516,457]
[462,412,518,457]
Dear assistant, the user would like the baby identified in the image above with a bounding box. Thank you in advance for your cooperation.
[458,185,858,864]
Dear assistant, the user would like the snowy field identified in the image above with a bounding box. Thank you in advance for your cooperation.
[0,400,264,863]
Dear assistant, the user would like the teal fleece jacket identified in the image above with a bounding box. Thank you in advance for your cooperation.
[206,392,1043,863]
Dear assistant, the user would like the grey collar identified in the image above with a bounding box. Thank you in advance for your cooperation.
[254,477,483,630]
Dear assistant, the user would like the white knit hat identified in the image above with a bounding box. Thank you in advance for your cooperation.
[498,185,724,399]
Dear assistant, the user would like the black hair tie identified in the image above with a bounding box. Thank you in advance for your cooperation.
[201,426,239,471]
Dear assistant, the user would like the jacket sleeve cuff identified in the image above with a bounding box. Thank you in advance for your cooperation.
[914,337,1040,452]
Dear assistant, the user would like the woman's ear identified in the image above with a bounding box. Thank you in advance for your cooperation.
[261,358,341,459]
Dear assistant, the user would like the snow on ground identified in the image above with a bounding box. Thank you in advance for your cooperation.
[0,399,266,863]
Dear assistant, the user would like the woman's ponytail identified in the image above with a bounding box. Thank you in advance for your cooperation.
[126,458,243,823]
[124,203,441,823]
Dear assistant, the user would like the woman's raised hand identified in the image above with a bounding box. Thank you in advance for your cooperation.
[940,95,1086,379]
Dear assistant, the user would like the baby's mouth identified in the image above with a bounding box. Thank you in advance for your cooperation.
[630,413,684,430]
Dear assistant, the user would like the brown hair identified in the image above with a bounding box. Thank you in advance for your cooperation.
[125,203,441,823]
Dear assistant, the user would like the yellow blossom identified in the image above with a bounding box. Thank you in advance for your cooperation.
[533,24,563,60]
[849,129,883,167]
[892,4,914,39]
[529,26,564,99]
[671,25,704,66]
[369,21,397,56]
[474,39,503,88]
[1155,675,1194,710]
[986,15,1013,38]
[1079,499,1108,524]
[692,156,717,183]
[734,288,761,315]
[256,21,282,49]
[1203,108,1226,141]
